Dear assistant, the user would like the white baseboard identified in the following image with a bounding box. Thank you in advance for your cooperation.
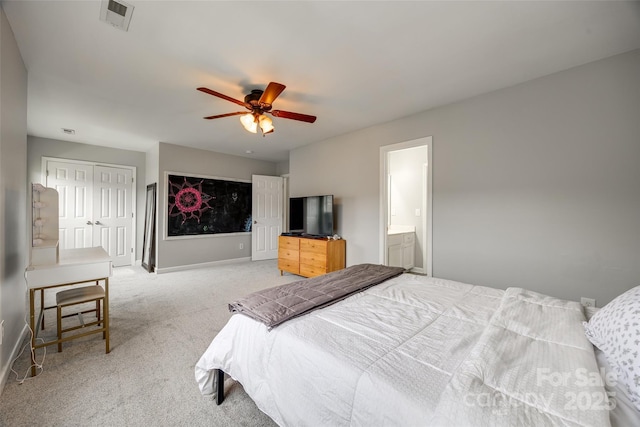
[0,323,30,397]
[155,257,252,274]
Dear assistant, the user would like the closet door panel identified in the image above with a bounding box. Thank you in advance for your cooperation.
[94,165,133,267]
[46,161,94,250]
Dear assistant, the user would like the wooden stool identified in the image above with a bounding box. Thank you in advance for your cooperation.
[56,285,107,352]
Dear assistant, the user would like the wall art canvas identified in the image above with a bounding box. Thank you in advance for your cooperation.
[167,173,252,237]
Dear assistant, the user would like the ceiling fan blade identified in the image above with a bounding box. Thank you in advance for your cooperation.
[197,87,246,108]
[270,110,317,123]
[203,111,247,120]
[259,82,286,106]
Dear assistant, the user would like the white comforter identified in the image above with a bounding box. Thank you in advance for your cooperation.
[195,274,612,426]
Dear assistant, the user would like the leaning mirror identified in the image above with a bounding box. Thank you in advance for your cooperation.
[142,183,156,272]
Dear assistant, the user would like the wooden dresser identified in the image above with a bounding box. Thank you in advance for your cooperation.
[278,235,346,278]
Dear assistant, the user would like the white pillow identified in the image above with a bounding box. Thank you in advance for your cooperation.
[584,285,640,411]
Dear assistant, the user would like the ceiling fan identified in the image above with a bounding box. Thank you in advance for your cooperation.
[197,82,317,136]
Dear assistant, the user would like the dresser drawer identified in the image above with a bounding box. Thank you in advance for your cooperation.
[278,259,299,274]
[300,239,327,254]
[299,264,327,278]
[279,248,299,262]
[279,236,300,250]
[300,251,327,266]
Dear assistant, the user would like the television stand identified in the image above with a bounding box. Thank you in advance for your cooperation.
[278,235,346,278]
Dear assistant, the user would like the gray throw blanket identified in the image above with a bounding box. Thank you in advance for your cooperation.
[229,263,405,328]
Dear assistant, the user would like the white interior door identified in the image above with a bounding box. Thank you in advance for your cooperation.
[252,175,283,261]
[379,137,433,276]
[94,165,133,267]
[45,159,134,267]
[46,161,94,250]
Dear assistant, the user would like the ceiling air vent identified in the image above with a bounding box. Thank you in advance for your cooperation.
[100,0,134,32]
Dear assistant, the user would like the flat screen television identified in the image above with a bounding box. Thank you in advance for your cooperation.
[288,195,334,237]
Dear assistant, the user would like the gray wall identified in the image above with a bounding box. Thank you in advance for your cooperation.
[27,136,147,260]
[156,142,277,271]
[0,7,28,393]
[290,49,640,306]
[276,160,289,176]
[145,143,160,268]
[145,143,159,185]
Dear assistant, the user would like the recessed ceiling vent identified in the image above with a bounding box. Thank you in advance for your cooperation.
[100,0,134,32]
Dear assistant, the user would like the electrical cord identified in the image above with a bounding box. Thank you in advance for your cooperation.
[9,324,46,384]
[9,269,47,384]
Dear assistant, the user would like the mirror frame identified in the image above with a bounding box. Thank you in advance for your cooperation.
[142,183,157,272]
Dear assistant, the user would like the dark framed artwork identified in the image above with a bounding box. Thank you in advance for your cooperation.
[166,173,252,237]
[142,183,157,272]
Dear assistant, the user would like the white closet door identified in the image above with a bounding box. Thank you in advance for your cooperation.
[46,161,94,250]
[46,160,134,267]
[93,165,133,267]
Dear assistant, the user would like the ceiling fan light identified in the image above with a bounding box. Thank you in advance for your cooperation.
[240,113,258,133]
[258,115,274,135]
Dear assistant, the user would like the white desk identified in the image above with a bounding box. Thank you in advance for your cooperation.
[25,247,112,376]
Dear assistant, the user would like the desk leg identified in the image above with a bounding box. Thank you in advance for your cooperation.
[104,278,110,353]
[40,289,45,330]
[29,288,36,377]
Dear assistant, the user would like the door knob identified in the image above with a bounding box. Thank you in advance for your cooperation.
[86,221,93,225]
[95,221,103,225]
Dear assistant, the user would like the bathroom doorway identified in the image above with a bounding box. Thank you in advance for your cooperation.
[379,137,432,275]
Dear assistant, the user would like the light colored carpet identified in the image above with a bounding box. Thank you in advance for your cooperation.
[0,260,299,426]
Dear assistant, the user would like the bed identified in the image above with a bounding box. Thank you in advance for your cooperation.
[195,265,640,426]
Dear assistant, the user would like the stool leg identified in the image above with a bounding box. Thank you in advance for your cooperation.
[57,305,62,352]
[96,299,101,326]
[101,298,106,340]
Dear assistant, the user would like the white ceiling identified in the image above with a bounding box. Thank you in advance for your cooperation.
[4,1,640,162]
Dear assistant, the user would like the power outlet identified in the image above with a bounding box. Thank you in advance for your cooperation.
[580,297,596,308]
[239,243,244,250]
